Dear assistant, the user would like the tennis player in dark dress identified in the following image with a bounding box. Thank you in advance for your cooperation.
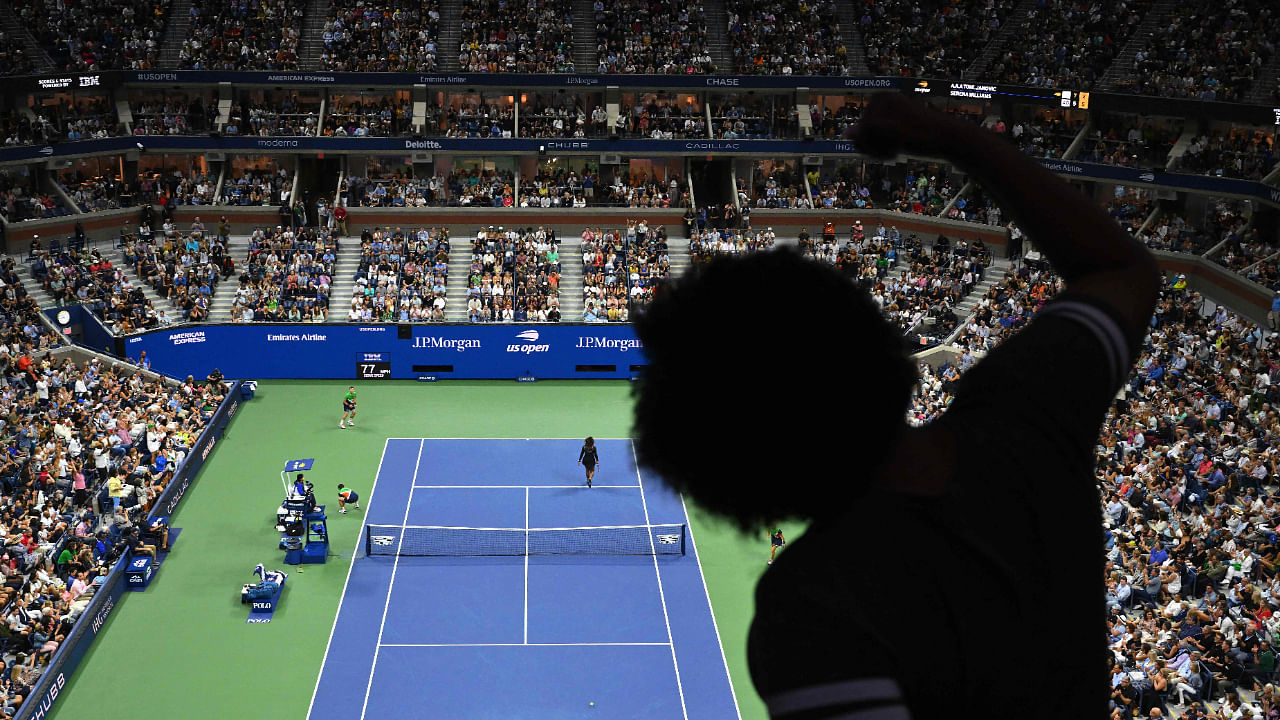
[577,437,599,488]
[631,93,1160,719]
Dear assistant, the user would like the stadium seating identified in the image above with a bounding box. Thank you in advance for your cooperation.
[11,0,170,71]
[862,0,1018,79]
[232,226,333,322]
[1113,0,1280,102]
[0,169,74,223]
[594,0,713,74]
[320,0,441,72]
[350,226,450,322]
[458,0,574,73]
[465,226,560,322]
[983,0,1154,89]
[0,30,36,76]
[726,0,845,75]
[178,0,303,70]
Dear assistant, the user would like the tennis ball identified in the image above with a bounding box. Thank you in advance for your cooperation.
[589,702,595,707]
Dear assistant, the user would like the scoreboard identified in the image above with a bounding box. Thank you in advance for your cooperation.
[910,80,1088,108]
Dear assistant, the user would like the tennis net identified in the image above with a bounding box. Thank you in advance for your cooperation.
[364,523,686,557]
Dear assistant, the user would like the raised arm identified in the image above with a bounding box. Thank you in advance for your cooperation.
[851,93,1159,344]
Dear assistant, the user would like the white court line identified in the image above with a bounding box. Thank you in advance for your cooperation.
[360,439,425,720]
[524,486,529,645]
[680,493,744,720]
[306,437,392,720]
[632,443,689,720]
[413,484,640,489]
[379,642,673,648]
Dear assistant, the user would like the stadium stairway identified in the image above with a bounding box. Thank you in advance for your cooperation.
[298,0,331,71]
[703,0,733,74]
[1095,0,1177,92]
[945,257,1010,339]
[666,237,691,280]
[961,0,1037,80]
[1247,55,1280,105]
[329,239,361,323]
[437,0,463,73]
[557,237,584,320]
[157,0,194,68]
[834,0,870,75]
[570,0,597,72]
[0,0,54,73]
[444,244,470,321]
[12,261,58,313]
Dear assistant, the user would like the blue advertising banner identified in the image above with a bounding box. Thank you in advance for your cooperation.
[43,305,114,354]
[1036,159,1277,200]
[0,135,857,164]
[17,382,241,720]
[120,69,902,91]
[124,324,646,379]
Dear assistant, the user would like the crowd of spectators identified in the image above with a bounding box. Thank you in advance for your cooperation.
[983,0,1152,89]
[1138,199,1243,256]
[616,97,705,139]
[178,0,303,70]
[465,226,561,322]
[741,163,810,209]
[218,166,291,206]
[688,226,776,263]
[1078,116,1182,169]
[861,0,1017,78]
[11,0,170,71]
[593,0,714,75]
[0,295,228,714]
[941,259,1280,717]
[809,99,861,139]
[223,99,318,137]
[322,97,413,137]
[1116,0,1278,102]
[0,171,72,223]
[442,101,513,139]
[518,169,591,208]
[848,228,986,335]
[33,100,120,142]
[997,112,1087,160]
[1,113,45,148]
[61,174,132,214]
[1107,186,1156,238]
[130,97,215,136]
[581,221,669,322]
[0,30,37,76]
[124,209,233,322]
[319,0,440,72]
[457,0,574,73]
[808,164,959,216]
[710,99,791,139]
[520,102,605,139]
[726,0,845,75]
[232,226,333,322]
[349,226,450,322]
[30,246,158,333]
[1179,131,1278,181]
[1214,217,1280,292]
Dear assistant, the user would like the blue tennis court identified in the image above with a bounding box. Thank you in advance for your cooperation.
[308,438,740,719]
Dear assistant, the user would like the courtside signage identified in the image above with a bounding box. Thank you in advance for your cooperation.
[127,326,646,379]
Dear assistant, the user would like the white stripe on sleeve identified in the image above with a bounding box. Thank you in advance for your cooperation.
[766,677,905,717]
[1036,300,1131,388]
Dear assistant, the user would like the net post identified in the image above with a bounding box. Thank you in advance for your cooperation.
[681,523,687,556]
[364,525,371,556]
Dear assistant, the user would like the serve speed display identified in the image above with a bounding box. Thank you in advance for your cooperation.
[357,353,391,379]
